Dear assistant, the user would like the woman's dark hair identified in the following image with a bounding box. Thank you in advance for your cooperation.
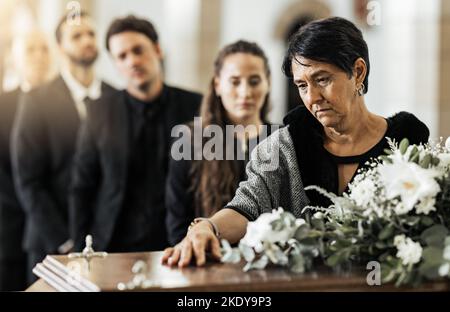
[191,40,271,217]
[106,15,159,51]
[282,16,370,93]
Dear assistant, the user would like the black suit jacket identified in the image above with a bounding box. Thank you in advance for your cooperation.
[0,89,25,260]
[11,76,115,254]
[69,85,201,251]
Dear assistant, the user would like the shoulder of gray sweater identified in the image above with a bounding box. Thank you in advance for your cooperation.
[248,126,296,172]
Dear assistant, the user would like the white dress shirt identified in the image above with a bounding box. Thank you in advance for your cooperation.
[60,68,102,120]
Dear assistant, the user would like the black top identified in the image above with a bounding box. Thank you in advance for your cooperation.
[108,91,167,251]
[69,84,202,252]
[0,89,26,260]
[165,124,276,245]
[284,106,430,207]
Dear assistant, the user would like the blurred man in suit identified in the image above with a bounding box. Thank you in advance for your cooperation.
[69,16,201,254]
[0,31,52,290]
[11,11,115,284]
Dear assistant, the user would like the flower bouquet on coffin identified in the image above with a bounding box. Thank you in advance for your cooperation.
[221,137,450,287]
[220,208,321,273]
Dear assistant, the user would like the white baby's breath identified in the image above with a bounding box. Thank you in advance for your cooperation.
[394,235,423,266]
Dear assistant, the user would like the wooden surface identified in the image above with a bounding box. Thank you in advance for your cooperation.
[26,251,450,292]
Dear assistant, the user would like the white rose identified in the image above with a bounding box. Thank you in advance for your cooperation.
[379,161,441,213]
[445,137,450,151]
[415,197,436,215]
[394,235,423,266]
[438,153,450,169]
[241,209,301,249]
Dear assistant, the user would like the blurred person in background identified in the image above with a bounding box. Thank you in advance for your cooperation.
[11,11,115,285]
[0,30,52,291]
[69,16,201,254]
[165,40,275,245]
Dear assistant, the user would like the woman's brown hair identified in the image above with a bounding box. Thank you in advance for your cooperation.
[190,40,271,217]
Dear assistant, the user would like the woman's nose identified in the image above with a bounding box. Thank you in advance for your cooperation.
[304,85,323,106]
[238,82,252,98]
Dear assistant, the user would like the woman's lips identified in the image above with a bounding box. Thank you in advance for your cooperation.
[315,108,332,116]
[238,102,254,108]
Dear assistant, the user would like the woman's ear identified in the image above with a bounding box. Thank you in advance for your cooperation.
[353,57,367,85]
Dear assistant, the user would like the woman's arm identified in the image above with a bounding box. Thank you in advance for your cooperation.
[162,127,308,267]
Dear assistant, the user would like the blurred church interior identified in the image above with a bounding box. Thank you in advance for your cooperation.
[0,0,449,137]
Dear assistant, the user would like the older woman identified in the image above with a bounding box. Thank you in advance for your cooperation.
[162,17,429,267]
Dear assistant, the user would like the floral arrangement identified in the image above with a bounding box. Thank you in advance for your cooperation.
[221,137,450,287]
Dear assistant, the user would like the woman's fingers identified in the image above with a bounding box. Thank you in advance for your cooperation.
[192,236,207,266]
[167,246,181,266]
[210,237,222,260]
[161,247,174,264]
[178,240,193,268]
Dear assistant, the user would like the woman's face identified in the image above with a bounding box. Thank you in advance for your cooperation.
[292,56,362,128]
[215,53,270,124]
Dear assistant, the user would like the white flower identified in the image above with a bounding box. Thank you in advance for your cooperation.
[394,202,412,215]
[439,263,450,277]
[378,160,441,213]
[437,153,450,169]
[348,178,377,207]
[443,245,450,261]
[415,197,436,215]
[240,209,302,251]
[313,212,324,219]
[445,137,450,151]
[394,235,423,266]
[389,145,423,163]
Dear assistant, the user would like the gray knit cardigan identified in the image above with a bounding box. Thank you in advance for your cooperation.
[225,126,310,220]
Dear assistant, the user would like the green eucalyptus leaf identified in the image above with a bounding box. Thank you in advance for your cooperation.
[432,157,440,166]
[380,155,392,164]
[418,261,442,280]
[294,224,310,241]
[420,216,434,227]
[375,241,387,249]
[399,138,409,155]
[384,148,393,155]
[289,254,305,273]
[326,248,351,267]
[311,218,325,231]
[421,246,444,265]
[378,224,395,240]
[419,154,432,169]
[421,225,449,247]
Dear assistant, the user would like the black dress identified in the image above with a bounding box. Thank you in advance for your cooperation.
[284,106,430,207]
[165,124,275,245]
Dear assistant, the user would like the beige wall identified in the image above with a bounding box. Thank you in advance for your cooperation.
[439,0,450,137]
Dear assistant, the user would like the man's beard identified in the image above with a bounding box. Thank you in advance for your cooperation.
[137,80,151,93]
[68,50,98,68]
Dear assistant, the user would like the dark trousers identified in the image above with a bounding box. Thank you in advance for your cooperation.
[26,251,46,286]
[0,258,27,291]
